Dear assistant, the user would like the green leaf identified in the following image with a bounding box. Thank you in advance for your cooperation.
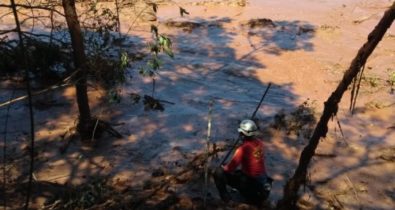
[119,52,129,69]
[179,7,190,17]
[159,35,172,48]
[148,57,161,70]
[158,36,165,46]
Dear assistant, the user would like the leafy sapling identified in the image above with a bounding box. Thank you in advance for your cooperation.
[139,25,174,98]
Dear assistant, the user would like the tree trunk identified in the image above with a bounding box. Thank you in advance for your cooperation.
[9,0,36,209]
[277,3,395,209]
[62,0,92,137]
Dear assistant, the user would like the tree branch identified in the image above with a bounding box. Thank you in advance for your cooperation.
[0,3,64,16]
[9,0,36,209]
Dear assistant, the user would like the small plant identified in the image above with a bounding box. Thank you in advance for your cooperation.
[389,71,395,86]
[138,25,174,110]
[362,75,380,88]
[389,70,395,93]
[79,1,130,103]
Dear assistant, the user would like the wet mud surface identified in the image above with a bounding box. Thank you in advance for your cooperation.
[1,0,394,209]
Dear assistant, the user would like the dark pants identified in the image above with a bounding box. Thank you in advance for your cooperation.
[213,167,272,206]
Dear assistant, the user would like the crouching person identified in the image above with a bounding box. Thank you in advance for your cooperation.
[213,119,273,207]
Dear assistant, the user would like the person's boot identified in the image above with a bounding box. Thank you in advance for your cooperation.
[213,167,232,202]
[219,189,231,202]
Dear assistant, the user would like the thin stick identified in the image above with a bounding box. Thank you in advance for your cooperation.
[251,83,272,119]
[349,76,357,111]
[0,71,78,108]
[91,118,100,142]
[49,2,55,46]
[204,100,214,206]
[152,77,156,98]
[91,108,105,141]
[335,115,348,146]
[115,0,121,38]
[350,64,366,114]
[2,88,15,210]
[345,174,361,209]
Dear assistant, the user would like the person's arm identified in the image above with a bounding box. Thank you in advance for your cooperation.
[223,146,243,173]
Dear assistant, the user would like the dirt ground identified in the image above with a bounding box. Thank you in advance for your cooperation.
[1,0,395,209]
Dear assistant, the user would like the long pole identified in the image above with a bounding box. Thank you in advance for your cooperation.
[220,83,271,165]
[203,100,214,206]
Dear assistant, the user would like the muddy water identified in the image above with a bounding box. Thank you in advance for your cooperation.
[1,0,394,209]
[120,0,395,208]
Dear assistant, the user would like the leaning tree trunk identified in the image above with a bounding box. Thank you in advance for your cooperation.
[277,3,395,209]
[62,0,92,138]
[9,0,36,209]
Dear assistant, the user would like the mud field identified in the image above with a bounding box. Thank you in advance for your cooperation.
[1,0,394,209]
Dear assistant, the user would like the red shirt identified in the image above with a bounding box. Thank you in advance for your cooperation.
[223,138,266,177]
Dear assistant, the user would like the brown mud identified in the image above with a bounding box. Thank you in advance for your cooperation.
[1,0,394,209]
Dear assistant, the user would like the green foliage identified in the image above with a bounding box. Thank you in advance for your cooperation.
[158,35,174,58]
[45,178,112,210]
[108,89,122,103]
[139,26,174,78]
[82,1,119,54]
[87,51,129,103]
[363,76,379,87]
[0,40,17,75]
[0,38,66,83]
[84,2,118,34]
[389,70,395,86]
[26,39,65,74]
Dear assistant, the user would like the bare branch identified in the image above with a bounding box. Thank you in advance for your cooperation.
[20,15,50,26]
[0,70,79,108]
[21,31,68,45]
[0,3,64,16]
[0,29,16,35]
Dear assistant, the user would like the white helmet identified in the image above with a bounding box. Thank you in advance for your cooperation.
[237,119,260,136]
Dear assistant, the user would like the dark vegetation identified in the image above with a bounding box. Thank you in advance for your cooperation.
[1,0,394,209]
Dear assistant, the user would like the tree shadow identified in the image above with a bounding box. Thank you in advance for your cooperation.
[296,110,395,209]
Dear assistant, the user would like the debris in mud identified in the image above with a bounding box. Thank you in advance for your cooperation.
[319,24,340,32]
[241,18,276,29]
[297,26,316,35]
[163,19,228,32]
[272,99,317,139]
[164,20,204,32]
[364,101,387,110]
[152,168,166,177]
[32,98,68,110]
[43,177,113,210]
[377,147,395,162]
[188,0,248,7]
[143,95,165,111]
[297,197,315,210]
[129,51,147,61]
[129,92,141,104]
